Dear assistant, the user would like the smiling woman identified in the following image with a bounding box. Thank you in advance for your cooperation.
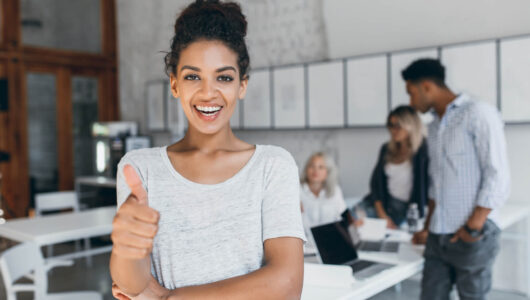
[109,1,306,300]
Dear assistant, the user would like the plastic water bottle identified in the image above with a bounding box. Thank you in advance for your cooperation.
[407,203,420,234]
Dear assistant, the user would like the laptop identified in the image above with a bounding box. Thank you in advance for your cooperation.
[310,221,394,280]
[341,209,400,253]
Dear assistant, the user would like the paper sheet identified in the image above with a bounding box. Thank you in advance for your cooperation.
[304,263,356,288]
[357,218,387,241]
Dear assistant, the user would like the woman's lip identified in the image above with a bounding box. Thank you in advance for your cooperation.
[194,105,223,121]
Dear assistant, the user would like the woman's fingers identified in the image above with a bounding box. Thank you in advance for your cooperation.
[123,165,149,205]
[112,282,132,300]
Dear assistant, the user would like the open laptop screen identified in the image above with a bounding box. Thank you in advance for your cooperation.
[310,221,359,265]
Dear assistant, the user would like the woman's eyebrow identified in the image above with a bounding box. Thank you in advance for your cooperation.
[216,66,236,73]
[181,65,201,72]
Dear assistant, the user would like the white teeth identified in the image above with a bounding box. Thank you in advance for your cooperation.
[196,105,222,113]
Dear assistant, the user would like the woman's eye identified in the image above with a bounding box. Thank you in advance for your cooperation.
[184,74,200,80]
[218,75,234,82]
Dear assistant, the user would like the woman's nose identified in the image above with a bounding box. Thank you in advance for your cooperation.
[198,78,217,100]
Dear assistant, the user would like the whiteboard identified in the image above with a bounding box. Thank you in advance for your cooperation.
[390,49,438,109]
[500,37,530,122]
[441,42,497,107]
[230,99,241,129]
[272,66,306,128]
[308,61,344,127]
[243,69,271,129]
[346,55,388,126]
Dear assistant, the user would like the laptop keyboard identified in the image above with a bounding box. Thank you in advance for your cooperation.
[350,260,377,273]
[381,241,400,253]
[359,241,400,253]
[354,262,394,279]
[359,241,382,251]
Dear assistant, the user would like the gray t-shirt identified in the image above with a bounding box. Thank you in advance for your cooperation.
[116,144,306,289]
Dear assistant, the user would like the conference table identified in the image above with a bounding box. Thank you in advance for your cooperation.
[301,203,530,300]
[0,206,116,261]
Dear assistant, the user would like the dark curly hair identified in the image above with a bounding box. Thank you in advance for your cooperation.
[401,58,446,88]
[164,0,250,80]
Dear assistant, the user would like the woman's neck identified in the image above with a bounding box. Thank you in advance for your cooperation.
[177,124,241,153]
[390,141,412,162]
[308,182,324,197]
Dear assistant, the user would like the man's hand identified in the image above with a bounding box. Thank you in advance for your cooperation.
[111,165,160,259]
[450,227,482,243]
[411,229,429,245]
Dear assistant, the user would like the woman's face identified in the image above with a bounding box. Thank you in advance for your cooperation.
[387,116,409,143]
[170,40,248,135]
[306,156,328,185]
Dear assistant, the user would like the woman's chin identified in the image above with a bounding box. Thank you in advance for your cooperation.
[189,122,229,136]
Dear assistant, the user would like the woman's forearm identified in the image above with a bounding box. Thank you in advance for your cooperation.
[168,263,302,300]
[374,200,388,219]
[110,253,152,297]
[169,238,304,300]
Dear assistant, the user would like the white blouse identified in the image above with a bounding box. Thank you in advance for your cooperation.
[300,183,347,228]
[384,160,413,202]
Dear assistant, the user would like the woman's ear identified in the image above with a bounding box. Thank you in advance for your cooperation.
[170,73,179,99]
[238,75,249,100]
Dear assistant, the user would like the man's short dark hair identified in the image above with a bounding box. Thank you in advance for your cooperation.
[401,58,446,87]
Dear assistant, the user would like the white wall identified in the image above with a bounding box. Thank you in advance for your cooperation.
[323,0,530,58]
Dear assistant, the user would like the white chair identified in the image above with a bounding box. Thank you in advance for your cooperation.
[34,191,90,258]
[0,241,102,300]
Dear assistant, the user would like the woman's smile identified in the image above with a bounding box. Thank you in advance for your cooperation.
[194,104,224,121]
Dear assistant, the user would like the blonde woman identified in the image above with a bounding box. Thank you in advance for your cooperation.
[363,105,429,229]
[300,152,347,228]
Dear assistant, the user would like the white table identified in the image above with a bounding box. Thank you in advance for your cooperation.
[0,207,116,261]
[302,203,530,300]
[75,176,117,188]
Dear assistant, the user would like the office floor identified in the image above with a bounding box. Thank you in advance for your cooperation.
[0,241,528,300]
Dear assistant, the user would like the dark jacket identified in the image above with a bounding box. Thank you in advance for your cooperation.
[364,139,429,218]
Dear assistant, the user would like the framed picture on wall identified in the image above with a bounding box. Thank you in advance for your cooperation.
[272,66,306,128]
[500,36,530,123]
[307,61,344,127]
[390,48,438,109]
[346,55,388,126]
[390,48,438,124]
[441,41,497,108]
[243,69,272,129]
[146,80,168,132]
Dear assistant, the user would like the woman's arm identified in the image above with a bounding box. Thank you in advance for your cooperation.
[165,237,303,300]
[374,200,397,229]
[115,237,303,300]
[111,165,160,296]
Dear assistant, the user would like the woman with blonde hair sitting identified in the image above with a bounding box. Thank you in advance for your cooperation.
[363,105,429,228]
[300,152,347,228]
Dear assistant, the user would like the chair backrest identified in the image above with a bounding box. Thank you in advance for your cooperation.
[0,242,47,300]
[35,191,80,216]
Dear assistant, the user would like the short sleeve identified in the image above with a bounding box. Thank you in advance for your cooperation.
[116,153,147,209]
[261,149,307,243]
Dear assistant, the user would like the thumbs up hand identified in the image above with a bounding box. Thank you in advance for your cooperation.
[111,165,160,260]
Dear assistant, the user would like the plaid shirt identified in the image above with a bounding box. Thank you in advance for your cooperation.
[427,94,510,234]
